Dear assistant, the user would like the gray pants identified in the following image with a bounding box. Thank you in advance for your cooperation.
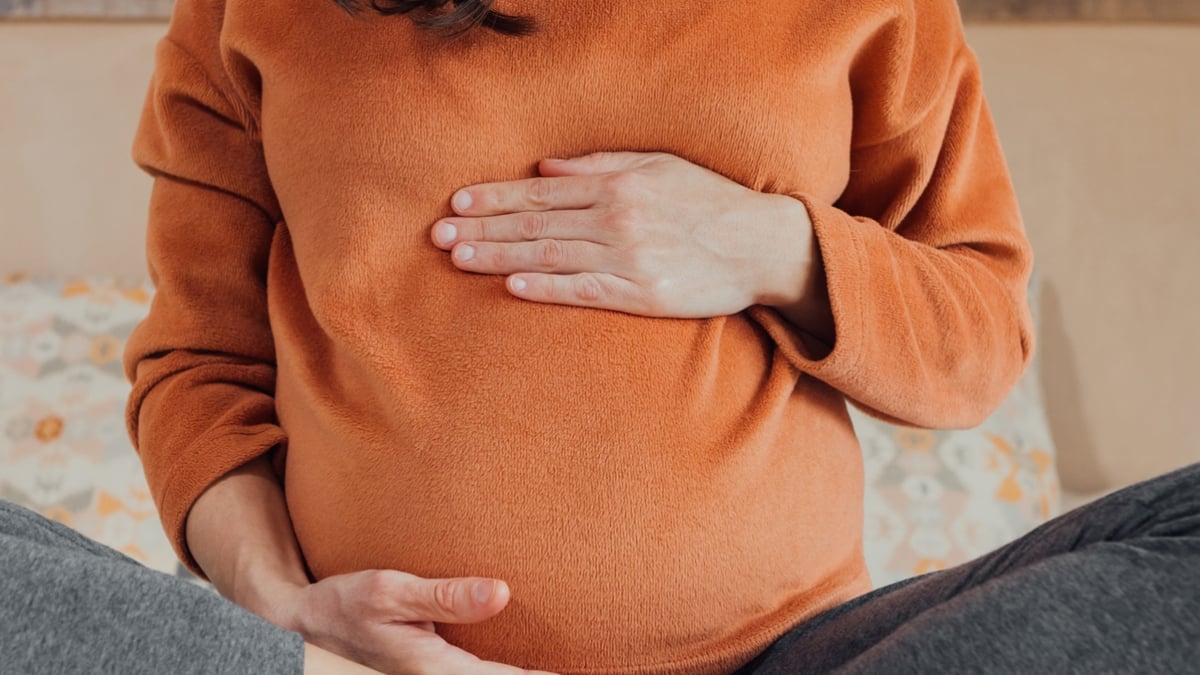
[739,461,1200,674]
[3,463,1199,674]
[0,499,303,674]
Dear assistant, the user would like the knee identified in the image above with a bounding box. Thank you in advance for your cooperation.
[1117,462,1200,539]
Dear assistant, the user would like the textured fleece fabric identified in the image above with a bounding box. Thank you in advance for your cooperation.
[124,0,1034,673]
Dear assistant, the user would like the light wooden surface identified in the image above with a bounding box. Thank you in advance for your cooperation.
[2,0,1200,21]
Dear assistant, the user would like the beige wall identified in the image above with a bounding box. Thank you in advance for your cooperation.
[967,25,1200,492]
[0,23,160,276]
[1,21,1198,492]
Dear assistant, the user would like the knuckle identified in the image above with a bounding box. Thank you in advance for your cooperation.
[432,580,457,614]
[575,275,604,302]
[518,212,547,240]
[625,244,653,272]
[605,206,638,237]
[604,172,639,199]
[538,240,565,269]
[359,571,400,615]
[527,177,554,206]
[644,292,667,316]
[643,281,672,314]
[363,570,394,599]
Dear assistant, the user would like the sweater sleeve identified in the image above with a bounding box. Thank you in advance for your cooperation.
[123,0,284,574]
[746,0,1034,430]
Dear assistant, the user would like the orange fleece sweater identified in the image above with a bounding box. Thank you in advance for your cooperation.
[124,0,1034,673]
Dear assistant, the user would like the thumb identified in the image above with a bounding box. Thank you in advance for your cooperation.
[391,576,511,624]
[538,151,651,176]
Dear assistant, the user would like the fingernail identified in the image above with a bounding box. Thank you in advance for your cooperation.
[472,580,495,605]
[434,222,457,246]
[454,245,475,262]
[510,277,527,292]
[452,190,473,211]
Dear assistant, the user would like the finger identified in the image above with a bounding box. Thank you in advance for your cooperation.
[381,575,511,624]
[507,273,650,314]
[450,240,618,276]
[538,151,658,177]
[431,210,617,249]
[451,175,603,216]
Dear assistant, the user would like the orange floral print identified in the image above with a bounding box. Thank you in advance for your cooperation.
[34,415,64,442]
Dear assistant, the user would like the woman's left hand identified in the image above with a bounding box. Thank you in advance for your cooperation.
[430,151,817,319]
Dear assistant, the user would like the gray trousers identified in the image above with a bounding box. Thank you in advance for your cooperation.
[3,462,1199,674]
[0,499,303,674]
[738,460,1200,674]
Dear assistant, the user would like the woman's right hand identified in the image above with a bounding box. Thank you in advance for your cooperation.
[277,569,557,675]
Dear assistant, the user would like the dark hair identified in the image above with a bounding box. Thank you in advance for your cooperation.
[334,0,536,37]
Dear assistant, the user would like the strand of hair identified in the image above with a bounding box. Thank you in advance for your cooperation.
[334,0,536,36]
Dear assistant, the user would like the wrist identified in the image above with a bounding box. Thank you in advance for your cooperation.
[750,193,818,308]
[231,554,310,630]
[753,193,835,345]
[186,456,312,631]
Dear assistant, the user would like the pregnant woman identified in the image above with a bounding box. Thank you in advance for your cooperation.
[6,0,1195,674]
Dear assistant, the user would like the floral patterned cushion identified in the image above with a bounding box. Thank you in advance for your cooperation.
[854,371,1059,586]
[0,274,183,576]
[0,274,1058,588]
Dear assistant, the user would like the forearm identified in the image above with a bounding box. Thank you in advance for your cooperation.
[186,454,310,630]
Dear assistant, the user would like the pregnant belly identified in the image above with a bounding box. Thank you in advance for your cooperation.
[275,287,867,673]
[283,418,867,675]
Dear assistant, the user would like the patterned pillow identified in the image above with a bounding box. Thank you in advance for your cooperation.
[0,274,183,576]
[854,277,1060,586]
[0,274,1059,588]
